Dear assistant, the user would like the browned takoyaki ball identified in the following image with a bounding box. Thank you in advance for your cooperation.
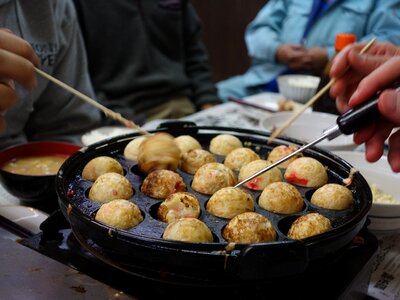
[259,182,303,214]
[311,183,353,210]
[224,147,260,171]
[223,212,276,244]
[174,135,202,155]
[209,134,243,156]
[137,133,181,174]
[163,218,213,243]
[141,169,186,199]
[191,162,237,195]
[95,199,143,230]
[284,157,328,188]
[82,156,123,182]
[180,149,216,175]
[123,136,148,161]
[267,145,301,168]
[287,213,332,240]
[238,159,282,191]
[89,173,134,203]
[157,192,201,223]
[206,187,254,219]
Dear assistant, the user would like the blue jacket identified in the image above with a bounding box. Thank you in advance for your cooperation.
[243,0,400,87]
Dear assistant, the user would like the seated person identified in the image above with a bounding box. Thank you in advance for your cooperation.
[217,0,400,101]
[0,0,101,149]
[73,0,221,125]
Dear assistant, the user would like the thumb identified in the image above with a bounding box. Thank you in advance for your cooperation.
[348,50,388,75]
[379,90,400,125]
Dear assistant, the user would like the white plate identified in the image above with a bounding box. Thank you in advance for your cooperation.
[333,151,400,231]
[260,111,356,151]
[239,92,285,120]
[0,205,48,234]
[81,126,137,146]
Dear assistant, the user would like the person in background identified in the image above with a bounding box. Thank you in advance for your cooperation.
[217,0,400,101]
[330,42,400,172]
[0,0,101,149]
[73,0,221,126]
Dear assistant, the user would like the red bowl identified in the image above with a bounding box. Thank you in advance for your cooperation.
[0,141,81,204]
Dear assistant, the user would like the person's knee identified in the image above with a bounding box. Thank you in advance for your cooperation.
[217,76,247,101]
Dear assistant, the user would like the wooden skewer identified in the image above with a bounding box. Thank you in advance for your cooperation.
[34,67,150,136]
[267,37,377,144]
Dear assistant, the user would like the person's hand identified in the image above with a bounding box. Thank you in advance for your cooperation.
[276,44,311,70]
[0,29,39,129]
[305,47,328,74]
[329,42,400,172]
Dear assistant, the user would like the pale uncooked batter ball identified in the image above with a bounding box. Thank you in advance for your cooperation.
[224,147,260,171]
[163,218,213,243]
[238,159,282,190]
[259,182,303,214]
[287,213,332,240]
[206,187,254,219]
[141,169,186,199]
[284,157,328,188]
[157,192,201,223]
[82,156,123,182]
[267,145,300,168]
[209,134,243,156]
[89,173,134,203]
[174,135,202,154]
[137,133,181,174]
[191,162,237,195]
[123,136,148,161]
[311,183,353,210]
[180,149,216,175]
[95,199,143,229]
[223,212,276,244]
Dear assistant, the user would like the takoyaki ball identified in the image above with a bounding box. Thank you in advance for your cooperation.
[95,199,143,230]
[224,147,260,171]
[238,160,283,191]
[123,136,148,161]
[287,213,332,240]
[191,162,237,195]
[259,182,303,214]
[311,183,353,210]
[174,135,202,155]
[163,218,213,243]
[137,133,181,174]
[284,157,328,188]
[82,156,123,182]
[206,187,254,219]
[141,169,186,199]
[89,173,134,203]
[223,212,276,244]
[157,192,200,223]
[267,145,301,168]
[180,149,216,175]
[209,134,243,156]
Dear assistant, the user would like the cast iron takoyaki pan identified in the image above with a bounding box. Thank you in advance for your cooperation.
[56,121,371,283]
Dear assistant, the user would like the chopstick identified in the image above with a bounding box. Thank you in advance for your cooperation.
[34,67,150,136]
[228,96,277,113]
[267,37,376,144]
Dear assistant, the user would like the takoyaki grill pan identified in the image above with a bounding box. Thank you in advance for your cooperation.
[56,121,372,284]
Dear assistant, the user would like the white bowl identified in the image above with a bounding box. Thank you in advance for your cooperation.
[277,75,320,104]
[260,111,356,151]
[333,151,400,231]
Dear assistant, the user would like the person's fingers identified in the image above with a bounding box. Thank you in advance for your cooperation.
[348,56,400,107]
[387,130,400,172]
[0,29,39,65]
[378,90,400,125]
[0,81,17,111]
[330,44,364,78]
[353,124,376,145]
[0,49,37,89]
[347,50,388,75]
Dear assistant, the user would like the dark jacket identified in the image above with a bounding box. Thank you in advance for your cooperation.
[73,0,220,124]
